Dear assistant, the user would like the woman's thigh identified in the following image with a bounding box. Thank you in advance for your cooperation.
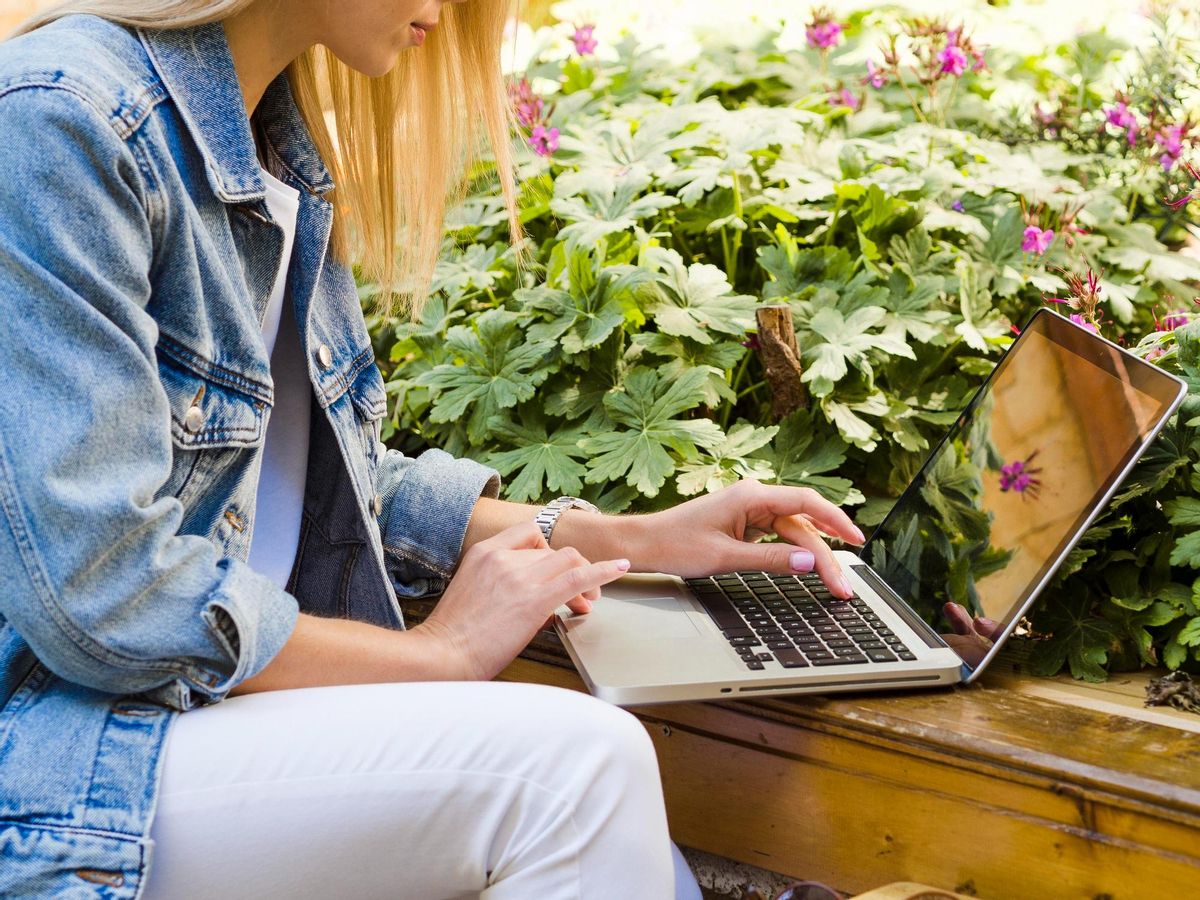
[142,680,675,900]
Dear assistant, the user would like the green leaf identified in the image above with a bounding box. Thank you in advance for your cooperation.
[579,367,724,496]
[676,423,778,496]
[486,416,590,503]
[1177,617,1200,647]
[416,310,555,444]
[752,410,864,505]
[644,247,758,344]
[550,169,678,248]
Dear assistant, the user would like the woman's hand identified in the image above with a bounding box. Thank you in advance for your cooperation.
[415,522,630,681]
[627,481,866,598]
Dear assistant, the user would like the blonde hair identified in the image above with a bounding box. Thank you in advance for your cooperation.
[9,0,522,319]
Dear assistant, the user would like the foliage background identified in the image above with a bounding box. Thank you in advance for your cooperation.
[363,0,1200,680]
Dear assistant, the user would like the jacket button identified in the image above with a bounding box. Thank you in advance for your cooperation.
[184,404,205,433]
[316,344,333,369]
[371,494,383,516]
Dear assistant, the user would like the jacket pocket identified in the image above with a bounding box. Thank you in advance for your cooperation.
[156,351,270,509]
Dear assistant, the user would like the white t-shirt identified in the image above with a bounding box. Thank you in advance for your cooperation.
[246,166,310,588]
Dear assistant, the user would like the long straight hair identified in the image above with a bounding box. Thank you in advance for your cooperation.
[9,0,522,319]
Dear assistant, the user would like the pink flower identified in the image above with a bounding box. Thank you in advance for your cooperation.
[831,87,859,110]
[1159,311,1190,331]
[1021,225,1055,254]
[528,124,560,157]
[1104,101,1136,130]
[1103,102,1140,146]
[1157,125,1185,171]
[939,43,968,76]
[1164,160,1200,210]
[571,24,597,56]
[1069,313,1099,334]
[971,49,987,72]
[865,59,887,89]
[507,78,544,129]
[806,20,844,50]
[1000,452,1042,497]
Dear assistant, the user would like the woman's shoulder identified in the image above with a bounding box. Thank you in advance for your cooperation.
[0,14,157,127]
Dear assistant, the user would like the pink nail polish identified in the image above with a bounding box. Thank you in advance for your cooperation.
[616,559,631,572]
[790,550,815,572]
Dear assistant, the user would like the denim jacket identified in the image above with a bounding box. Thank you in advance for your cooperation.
[0,15,498,896]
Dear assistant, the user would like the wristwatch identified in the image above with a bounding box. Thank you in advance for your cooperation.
[534,496,599,544]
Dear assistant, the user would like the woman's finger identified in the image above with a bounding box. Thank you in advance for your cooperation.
[548,558,631,604]
[753,485,865,545]
[772,514,853,598]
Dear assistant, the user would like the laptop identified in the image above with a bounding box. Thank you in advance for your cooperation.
[555,309,1188,705]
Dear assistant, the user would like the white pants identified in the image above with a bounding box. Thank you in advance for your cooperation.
[142,681,699,899]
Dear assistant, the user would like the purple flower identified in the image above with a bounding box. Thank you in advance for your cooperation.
[571,24,597,56]
[1157,125,1185,171]
[865,59,887,89]
[1103,101,1140,146]
[507,78,544,129]
[806,21,844,50]
[939,43,968,76]
[952,199,965,212]
[1069,313,1099,334]
[971,49,987,73]
[528,124,560,157]
[999,453,1042,497]
[831,87,859,111]
[1159,311,1190,331]
[1021,225,1055,255]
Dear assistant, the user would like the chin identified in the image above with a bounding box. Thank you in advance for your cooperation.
[336,44,405,78]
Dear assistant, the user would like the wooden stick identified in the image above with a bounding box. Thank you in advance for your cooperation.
[755,305,807,420]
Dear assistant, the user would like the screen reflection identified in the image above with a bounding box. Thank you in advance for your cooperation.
[865,313,1172,668]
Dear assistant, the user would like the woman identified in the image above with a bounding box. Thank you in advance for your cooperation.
[0,1,863,896]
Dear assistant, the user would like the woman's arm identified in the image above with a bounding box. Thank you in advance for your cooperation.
[462,481,866,598]
[234,522,630,694]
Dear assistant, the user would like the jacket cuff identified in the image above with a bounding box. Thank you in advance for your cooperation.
[139,559,299,710]
[377,448,500,593]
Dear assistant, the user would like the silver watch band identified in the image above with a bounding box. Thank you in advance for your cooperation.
[534,496,599,544]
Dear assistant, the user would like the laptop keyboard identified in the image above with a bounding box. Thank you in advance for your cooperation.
[684,572,917,670]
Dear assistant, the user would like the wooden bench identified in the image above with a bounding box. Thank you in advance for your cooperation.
[402,600,1200,897]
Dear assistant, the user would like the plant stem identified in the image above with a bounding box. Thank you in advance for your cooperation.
[825,195,845,246]
[729,174,745,286]
[898,71,929,125]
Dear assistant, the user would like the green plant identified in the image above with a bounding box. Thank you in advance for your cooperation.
[364,7,1200,679]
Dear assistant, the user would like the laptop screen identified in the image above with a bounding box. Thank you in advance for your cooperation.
[863,309,1185,671]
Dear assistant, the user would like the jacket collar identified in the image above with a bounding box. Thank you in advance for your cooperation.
[139,22,334,203]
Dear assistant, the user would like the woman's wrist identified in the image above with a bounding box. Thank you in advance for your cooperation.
[551,508,656,572]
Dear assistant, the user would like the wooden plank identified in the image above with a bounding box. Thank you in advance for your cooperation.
[497,653,1200,897]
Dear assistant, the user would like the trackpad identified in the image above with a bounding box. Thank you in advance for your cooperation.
[570,595,704,643]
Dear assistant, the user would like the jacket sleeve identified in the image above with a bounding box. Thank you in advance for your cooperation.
[375,445,501,598]
[0,86,298,710]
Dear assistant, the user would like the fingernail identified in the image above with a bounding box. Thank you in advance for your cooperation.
[853,526,866,544]
[790,550,815,572]
[615,559,631,572]
[838,575,853,597]
[976,616,997,630]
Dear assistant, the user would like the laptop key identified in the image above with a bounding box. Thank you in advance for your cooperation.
[730,636,762,647]
[858,640,887,650]
[811,655,863,666]
[833,646,864,657]
[866,649,898,662]
[773,648,810,668]
[722,627,755,639]
[767,640,793,650]
[757,652,773,661]
[694,598,746,632]
[897,650,917,661]
[745,659,765,670]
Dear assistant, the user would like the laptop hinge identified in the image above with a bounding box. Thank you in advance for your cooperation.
[851,565,948,650]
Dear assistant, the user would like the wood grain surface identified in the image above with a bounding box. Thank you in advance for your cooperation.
[494,628,1200,900]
